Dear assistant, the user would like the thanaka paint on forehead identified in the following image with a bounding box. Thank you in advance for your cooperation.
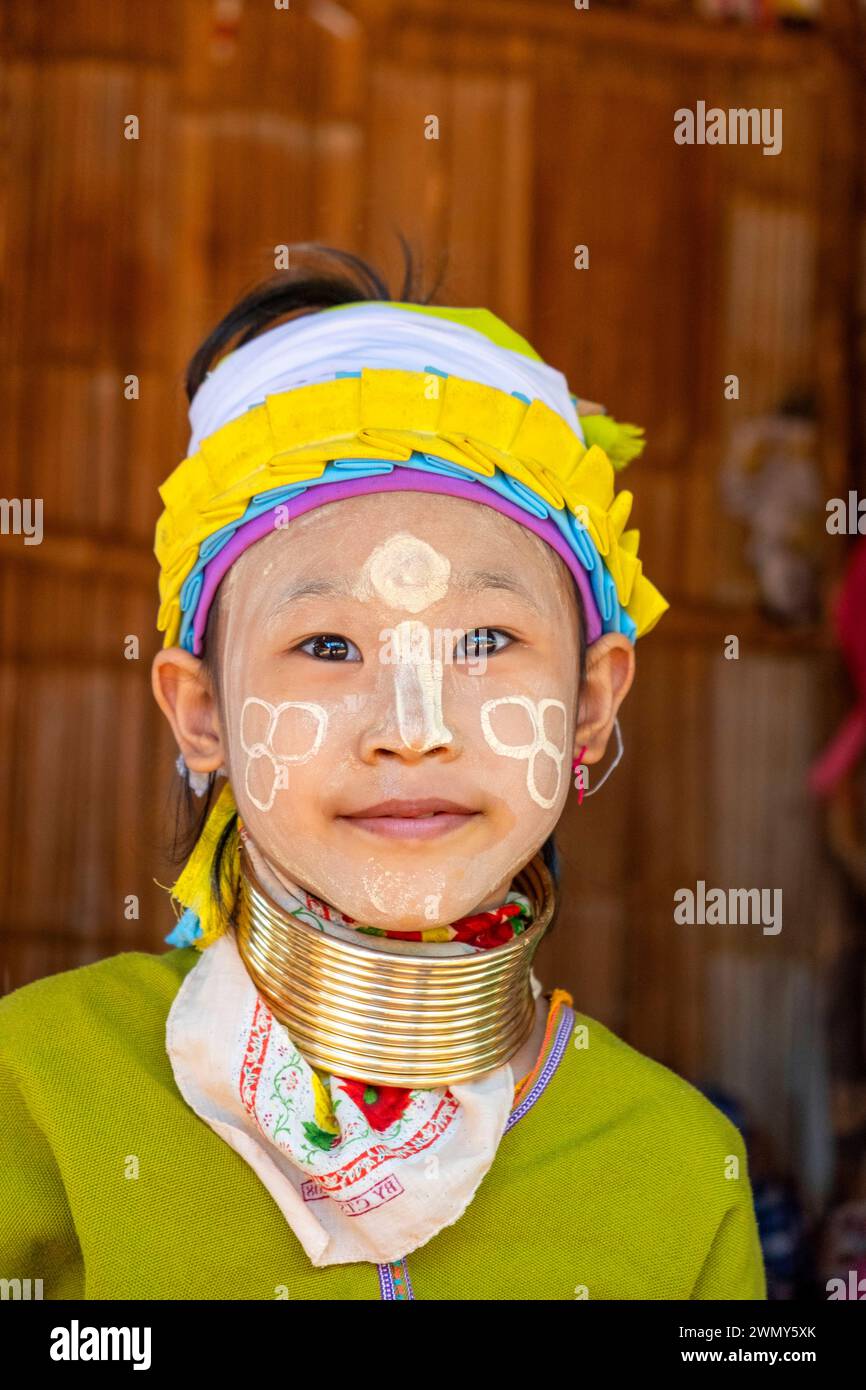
[353,532,451,613]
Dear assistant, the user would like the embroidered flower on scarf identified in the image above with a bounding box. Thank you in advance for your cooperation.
[336,1077,416,1133]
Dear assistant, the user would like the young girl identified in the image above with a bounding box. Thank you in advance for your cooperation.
[0,248,767,1300]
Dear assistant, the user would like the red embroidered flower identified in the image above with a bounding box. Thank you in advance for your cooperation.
[337,1077,414,1132]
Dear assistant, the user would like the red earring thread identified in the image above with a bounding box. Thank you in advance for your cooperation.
[572,745,588,806]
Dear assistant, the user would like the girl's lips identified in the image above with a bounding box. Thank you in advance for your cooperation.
[338,811,479,840]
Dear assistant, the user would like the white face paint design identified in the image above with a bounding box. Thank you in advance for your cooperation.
[479,696,568,809]
[355,533,451,613]
[388,619,453,752]
[240,696,327,812]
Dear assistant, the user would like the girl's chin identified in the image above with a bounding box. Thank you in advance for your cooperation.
[341,898,480,933]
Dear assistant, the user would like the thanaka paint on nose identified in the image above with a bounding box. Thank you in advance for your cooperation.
[387,619,453,752]
[358,533,455,753]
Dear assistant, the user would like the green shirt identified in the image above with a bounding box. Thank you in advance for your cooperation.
[0,947,766,1300]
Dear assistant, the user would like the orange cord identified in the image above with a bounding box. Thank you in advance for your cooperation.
[511,987,574,1108]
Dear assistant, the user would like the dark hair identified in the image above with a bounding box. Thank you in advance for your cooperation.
[167,240,585,917]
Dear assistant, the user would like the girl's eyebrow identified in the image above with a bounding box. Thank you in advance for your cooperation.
[265,567,542,623]
[265,576,354,625]
[454,567,543,614]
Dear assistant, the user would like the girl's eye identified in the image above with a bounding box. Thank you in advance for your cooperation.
[297,634,362,662]
[454,628,514,662]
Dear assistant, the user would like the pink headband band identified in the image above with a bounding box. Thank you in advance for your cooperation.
[191,468,603,654]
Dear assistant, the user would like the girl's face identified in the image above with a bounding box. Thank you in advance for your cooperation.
[212,491,582,931]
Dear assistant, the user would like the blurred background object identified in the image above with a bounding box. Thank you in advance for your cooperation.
[720,404,822,626]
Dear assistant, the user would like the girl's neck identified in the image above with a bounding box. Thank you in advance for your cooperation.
[233,832,556,1088]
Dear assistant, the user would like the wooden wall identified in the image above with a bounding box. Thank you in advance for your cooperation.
[1,0,863,1205]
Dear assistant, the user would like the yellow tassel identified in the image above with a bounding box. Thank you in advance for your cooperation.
[580,415,645,470]
[311,1072,341,1136]
[169,779,240,950]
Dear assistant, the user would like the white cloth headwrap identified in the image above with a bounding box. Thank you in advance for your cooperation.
[187,301,585,455]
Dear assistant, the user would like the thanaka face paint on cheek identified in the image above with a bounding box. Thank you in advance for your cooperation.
[240,695,328,812]
[479,695,568,809]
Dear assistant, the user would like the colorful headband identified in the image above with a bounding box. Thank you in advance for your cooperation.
[155,301,669,657]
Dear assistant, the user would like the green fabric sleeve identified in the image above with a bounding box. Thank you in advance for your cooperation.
[0,1050,84,1299]
[690,1177,767,1300]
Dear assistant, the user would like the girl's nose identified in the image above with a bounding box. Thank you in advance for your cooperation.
[358,619,462,762]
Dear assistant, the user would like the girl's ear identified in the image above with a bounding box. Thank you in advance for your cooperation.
[573,633,636,765]
[151,647,226,773]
